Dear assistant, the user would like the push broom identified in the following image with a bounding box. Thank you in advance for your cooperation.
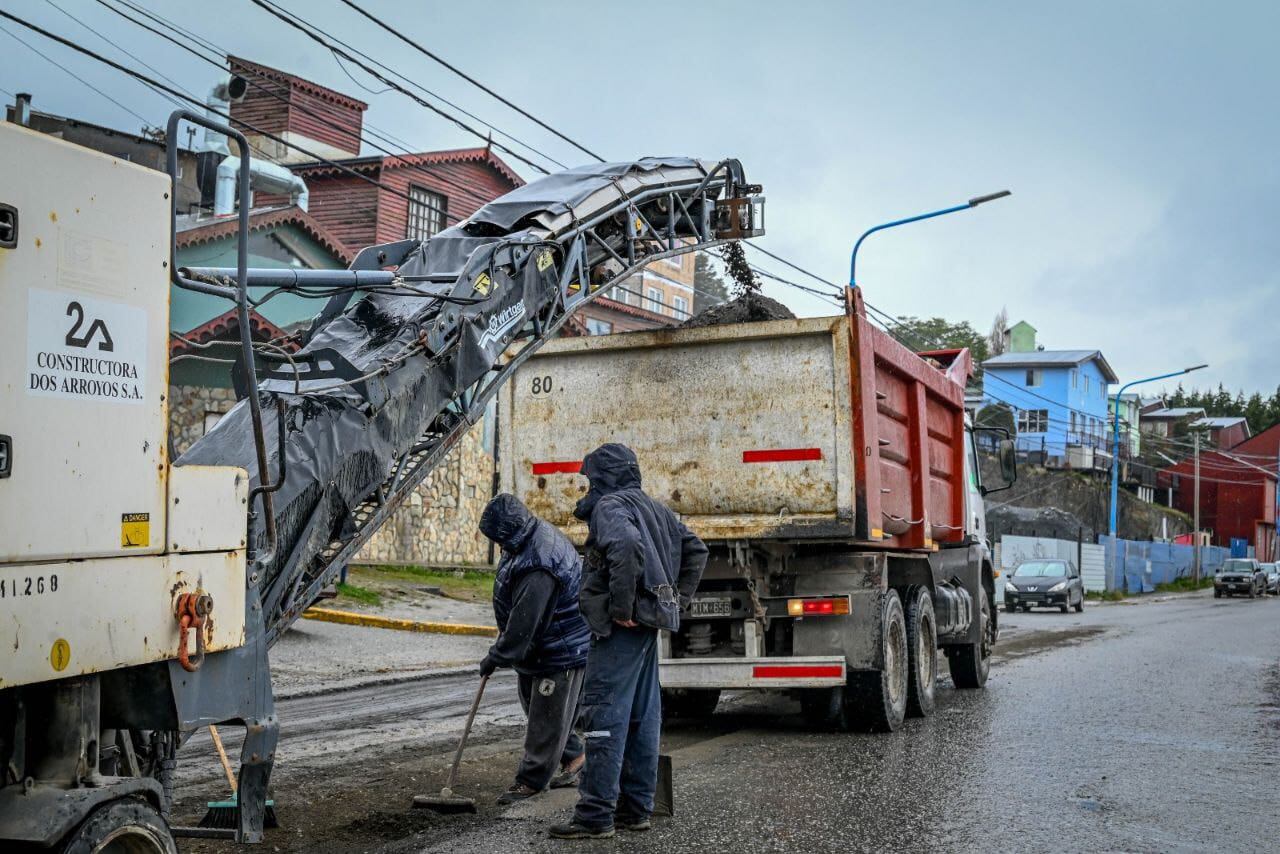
[199,724,280,829]
[412,674,489,814]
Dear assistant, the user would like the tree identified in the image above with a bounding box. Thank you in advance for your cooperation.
[692,252,730,313]
[894,316,990,364]
[987,306,1009,356]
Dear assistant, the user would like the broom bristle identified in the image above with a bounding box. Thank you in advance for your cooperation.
[199,798,279,829]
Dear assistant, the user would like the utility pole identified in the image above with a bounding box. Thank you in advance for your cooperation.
[1193,430,1201,583]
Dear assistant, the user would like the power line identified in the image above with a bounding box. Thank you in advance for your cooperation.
[267,0,568,171]
[93,0,477,222]
[0,22,152,126]
[0,9,464,216]
[337,0,605,164]
[247,0,552,175]
[48,0,282,165]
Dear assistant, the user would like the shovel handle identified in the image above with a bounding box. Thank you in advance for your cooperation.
[445,675,489,791]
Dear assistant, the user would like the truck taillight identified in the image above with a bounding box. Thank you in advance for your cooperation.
[787,597,850,616]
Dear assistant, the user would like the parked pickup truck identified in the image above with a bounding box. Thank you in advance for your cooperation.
[499,289,1015,731]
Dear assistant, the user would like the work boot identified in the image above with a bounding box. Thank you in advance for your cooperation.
[550,754,585,789]
[548,820,615,839]
[614,814,652,832]
[496,783,540,805]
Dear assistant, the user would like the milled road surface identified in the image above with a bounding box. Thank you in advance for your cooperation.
[174,591,1280,853]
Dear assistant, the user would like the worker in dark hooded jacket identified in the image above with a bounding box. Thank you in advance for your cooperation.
[478,493,593,805]
[550,443,707,839]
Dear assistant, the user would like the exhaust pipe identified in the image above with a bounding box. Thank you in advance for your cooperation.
[201,75,248,157]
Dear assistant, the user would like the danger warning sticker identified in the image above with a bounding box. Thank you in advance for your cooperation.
[26,288,147,405]
[121,512,150,548]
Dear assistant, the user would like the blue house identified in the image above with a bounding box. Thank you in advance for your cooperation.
[981,323,1118,465]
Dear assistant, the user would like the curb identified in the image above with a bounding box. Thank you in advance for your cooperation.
[302,607,498,637]
[274,664,486,701]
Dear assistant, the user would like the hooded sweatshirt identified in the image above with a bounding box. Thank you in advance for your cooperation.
[481,493,591,675]
[573,443,708,636]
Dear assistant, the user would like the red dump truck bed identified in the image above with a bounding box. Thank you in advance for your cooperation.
[500,289,972,549]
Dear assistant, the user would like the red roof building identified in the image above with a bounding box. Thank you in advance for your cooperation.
[226,56,523,256]
[1159,422,1279,561]
[224,56,683,335]
[287,148,522,254]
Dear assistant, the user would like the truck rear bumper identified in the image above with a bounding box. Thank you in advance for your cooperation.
[660,656,847,689]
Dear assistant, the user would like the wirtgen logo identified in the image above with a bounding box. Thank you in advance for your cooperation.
[479,301,526,348]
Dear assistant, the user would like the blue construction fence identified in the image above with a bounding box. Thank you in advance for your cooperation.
[1097,536,1241,593]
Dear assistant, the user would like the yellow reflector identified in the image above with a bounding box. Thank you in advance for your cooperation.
[787,599,804,616]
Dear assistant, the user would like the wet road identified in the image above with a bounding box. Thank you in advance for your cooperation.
[390,592,1280,853]
[175,591,1280,853]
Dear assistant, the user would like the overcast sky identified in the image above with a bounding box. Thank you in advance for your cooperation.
[3,0,1276,394]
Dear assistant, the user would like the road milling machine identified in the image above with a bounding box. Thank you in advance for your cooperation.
[0,109,764,851]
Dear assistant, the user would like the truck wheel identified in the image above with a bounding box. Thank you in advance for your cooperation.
[904,587,937,719]
[841,590,908,733]
[61,797,176,854]
[948,584,992,690]
[1004,603,1015,614]
[662,688,721,720]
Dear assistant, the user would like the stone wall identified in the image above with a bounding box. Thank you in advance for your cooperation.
[168,383,495,568]
[169,383,238,456]
[354,423,495,567]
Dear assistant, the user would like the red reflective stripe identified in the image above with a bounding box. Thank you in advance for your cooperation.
[531,461,582,475]
[742,448,823,464]
[751,664,844,679]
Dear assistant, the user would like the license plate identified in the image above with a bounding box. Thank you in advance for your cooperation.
[690,596,732,618]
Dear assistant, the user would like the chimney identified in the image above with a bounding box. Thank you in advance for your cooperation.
[13,93,31,127]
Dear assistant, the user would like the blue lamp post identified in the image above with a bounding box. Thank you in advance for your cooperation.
[1108,364,1208,587]
[848,190,1011,288]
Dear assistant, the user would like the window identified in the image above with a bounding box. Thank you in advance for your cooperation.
[1017,409,1049,433]
[645,287,664,314]
[406,185,447,241]
[1083,374,1090,395]
[1070,411,1079,435]
[585,318,613,336]
[672,295,689,319]
[1071,369,1078,388]
[1025,369,1042,387]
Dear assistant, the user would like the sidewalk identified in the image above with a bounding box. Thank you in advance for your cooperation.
[271,565,497,696]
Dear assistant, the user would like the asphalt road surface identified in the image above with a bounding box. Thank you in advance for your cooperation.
[174,590,1280,853]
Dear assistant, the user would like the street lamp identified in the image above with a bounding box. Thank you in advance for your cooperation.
[1108,363,1208,589]
[848,191,1011,288]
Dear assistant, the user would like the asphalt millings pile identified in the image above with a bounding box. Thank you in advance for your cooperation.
[681,242,795,328]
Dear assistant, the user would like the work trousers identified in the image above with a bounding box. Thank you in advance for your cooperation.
[515,666,586,791]
[573,625,661,829]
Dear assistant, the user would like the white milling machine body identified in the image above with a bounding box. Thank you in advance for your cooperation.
[0,110,764,850]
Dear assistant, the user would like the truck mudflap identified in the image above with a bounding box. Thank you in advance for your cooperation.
[660,656,847,689]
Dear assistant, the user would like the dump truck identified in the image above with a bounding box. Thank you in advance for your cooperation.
[499,290,1016,731]
[0,103,764,850]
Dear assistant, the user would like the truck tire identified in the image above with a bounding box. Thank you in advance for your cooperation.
[60,797,176,854]
[841,590,908,733]
[947,584,992,690]
[662,688,721,720]
[904,587,937,719]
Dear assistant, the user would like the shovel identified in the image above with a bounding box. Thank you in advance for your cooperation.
[412,674,489,814]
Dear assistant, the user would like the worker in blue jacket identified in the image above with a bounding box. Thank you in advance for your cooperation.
[550,443,708,839]
[479,493,593,804]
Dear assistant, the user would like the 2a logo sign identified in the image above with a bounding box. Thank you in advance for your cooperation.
[65,301,113,351]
